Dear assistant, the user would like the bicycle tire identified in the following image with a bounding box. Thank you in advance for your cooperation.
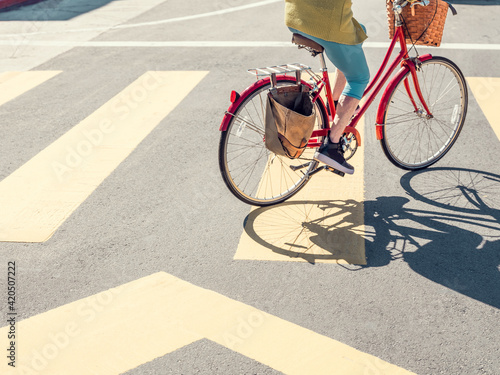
[381,56,468,170]
[219,77,329,206]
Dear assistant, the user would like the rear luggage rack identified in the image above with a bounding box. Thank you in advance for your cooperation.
[248,63,313,77]
[248,63,319,88]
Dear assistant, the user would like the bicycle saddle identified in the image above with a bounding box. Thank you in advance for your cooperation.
[291,33,324,54]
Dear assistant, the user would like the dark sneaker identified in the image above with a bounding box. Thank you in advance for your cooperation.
[314,136,354,175]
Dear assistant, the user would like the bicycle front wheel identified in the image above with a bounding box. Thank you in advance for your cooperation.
[219,77,328,206]
[381,56,468,170]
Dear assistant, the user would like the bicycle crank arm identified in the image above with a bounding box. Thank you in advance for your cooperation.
[307,165,345,178]
[289,162,312,171]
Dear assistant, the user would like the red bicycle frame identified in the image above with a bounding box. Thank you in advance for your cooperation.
[308,23,434,147]
[219,16,435,148]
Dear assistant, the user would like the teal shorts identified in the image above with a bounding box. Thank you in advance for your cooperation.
[289,27,370,100]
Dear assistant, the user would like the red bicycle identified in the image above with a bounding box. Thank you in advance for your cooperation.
[218,0,468,206]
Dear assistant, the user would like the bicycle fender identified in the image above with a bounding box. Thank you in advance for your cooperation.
[219,75,324,132]
[375,53,433,140]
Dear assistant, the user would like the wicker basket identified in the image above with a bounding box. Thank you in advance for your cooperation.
[387,0,449,47]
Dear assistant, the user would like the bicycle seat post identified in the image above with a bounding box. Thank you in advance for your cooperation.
[318,52,327,73]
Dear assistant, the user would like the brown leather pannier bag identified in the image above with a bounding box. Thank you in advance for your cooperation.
[265,84,316,159]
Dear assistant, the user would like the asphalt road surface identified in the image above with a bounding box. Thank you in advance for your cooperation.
[0,1,499,374]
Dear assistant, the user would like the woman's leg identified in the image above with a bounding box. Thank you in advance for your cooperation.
[332,69,346,101]
[331,70,360,142]
[289,28,369,143]
[288,28,369,174]
[323,43,369,143]
[330,95,360,143]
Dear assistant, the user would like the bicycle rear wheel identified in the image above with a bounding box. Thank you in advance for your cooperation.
[381,56,468,170]
[219,77,328,206]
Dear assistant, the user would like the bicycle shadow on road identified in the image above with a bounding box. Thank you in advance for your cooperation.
[366,167,500,309]
[244,167,500,309]
[242,199,369,265]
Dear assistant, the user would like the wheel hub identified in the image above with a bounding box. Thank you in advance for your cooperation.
[415,108,433,120]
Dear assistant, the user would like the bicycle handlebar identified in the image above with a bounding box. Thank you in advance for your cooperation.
[392,0,429,18]
[393,0,429,10]
[392,0,457,17]
[411,0,430,7]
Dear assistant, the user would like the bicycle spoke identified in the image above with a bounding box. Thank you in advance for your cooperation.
[431,79,459,108]
[220,78,328,205]
[382,58,466,169]
[230,113,265,137]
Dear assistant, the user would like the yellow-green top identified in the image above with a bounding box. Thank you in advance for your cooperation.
[285,0,367,45]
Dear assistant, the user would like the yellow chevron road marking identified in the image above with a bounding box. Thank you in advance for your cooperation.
[0,272,415,375]
[235,117,367,265]
[467,77,500,141]
[0,71,208,242]
[0,71,61,106]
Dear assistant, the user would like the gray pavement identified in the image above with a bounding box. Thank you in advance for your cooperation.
[0,1,499,374]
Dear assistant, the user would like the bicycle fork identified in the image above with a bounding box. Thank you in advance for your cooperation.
[403,58,434,119]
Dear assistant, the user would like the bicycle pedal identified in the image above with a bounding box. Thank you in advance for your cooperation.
[325,166,345,177]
